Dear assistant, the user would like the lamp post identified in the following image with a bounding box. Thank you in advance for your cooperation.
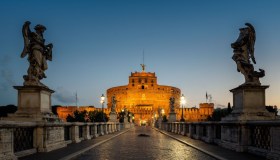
[100,94,105,122]
[180,94,186,122]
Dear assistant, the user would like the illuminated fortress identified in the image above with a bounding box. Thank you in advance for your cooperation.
[56,66,213,124]
[107,66,181,124]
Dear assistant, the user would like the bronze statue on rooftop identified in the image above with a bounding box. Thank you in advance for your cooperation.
[231,23,264,86]
[21,21,53,87]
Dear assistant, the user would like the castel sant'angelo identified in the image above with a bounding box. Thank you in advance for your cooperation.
[107,64,181,124]
[106,64,213,124]
[57,64,213,124]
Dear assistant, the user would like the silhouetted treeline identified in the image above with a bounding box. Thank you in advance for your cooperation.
[207,103,278,121]
[0,105,17,117]
[0,105,61,117]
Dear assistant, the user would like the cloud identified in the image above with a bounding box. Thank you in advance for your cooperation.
[53,87,76,104]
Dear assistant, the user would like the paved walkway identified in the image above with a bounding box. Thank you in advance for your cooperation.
[73,126,215,160]
[19,126,264,160]
[19,129,132,160]
[154,128,264,160]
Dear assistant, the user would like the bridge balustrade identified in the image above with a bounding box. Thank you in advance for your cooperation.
[156,121,280,159]
[14,127,34,153]
[0,121,128,159]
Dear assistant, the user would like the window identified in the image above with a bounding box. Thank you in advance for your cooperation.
[142,85,144,89]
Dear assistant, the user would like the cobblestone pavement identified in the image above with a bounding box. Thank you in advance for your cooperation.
[73,126,216,160]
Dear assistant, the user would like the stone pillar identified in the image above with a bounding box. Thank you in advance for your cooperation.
[205,123,214,143]
[113,123,116,132]
[118,123,121,131]
[0,128,17,160]
[194,124,202,140]
[84,125,91,140]
[103,123,108,135]
[267,126,280,159]
[99,124,104,136]
[71,125,81,143]
[189,124,194,138]
[171,123,175,133]
[187,123,192,137]
[7,86,60,122]
[36,124,66,152]
[177,123,181,134]
[169,112,177,122]
[109,112,117,122]
[181,123,186,135]
[223,85,275,121]
[93,124,99,138]
[108,123,112,133]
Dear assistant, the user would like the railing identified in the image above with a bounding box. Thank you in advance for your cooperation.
[0,121,131,159]
[79,126,83,138]
[215,124,221,139]
[14,127,34,152]
[157,121,280,159]
[64,126,71,141]
[250,125,271,150]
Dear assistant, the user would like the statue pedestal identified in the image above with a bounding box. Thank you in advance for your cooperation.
[220,85,276,152]
[109,112,117,122]
[169,112,177,122]
[7,86,60,122]
[223,85,275,121]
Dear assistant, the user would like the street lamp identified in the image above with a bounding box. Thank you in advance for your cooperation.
[100,94,105,122]
[180,94,186,122]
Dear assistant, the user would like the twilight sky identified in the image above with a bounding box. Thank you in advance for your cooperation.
[0,0,280,109]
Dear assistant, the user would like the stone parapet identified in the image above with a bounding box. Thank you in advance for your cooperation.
[0,121,122,160]
[157,121,280,160]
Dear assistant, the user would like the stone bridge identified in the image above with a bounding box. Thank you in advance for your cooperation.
[1,121,278,160]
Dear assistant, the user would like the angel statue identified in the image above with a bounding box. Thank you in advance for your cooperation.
[231,23,264,86]
[169,97,175,113]
[21,21,53,87]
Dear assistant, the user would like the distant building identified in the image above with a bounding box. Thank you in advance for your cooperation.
[56,106,109,121]
[176,103,214,121]
[56,66,214,123]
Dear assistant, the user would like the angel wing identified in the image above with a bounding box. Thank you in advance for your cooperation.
[245,23,256,64]
[21,21,31,58]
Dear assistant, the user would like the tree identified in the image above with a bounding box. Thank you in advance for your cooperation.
[118,111,125,123]
[51,105,61,115]
[266,105,278,116]
[207,107,232,121]
[88,110,108,122]
[227,102,232,113]
[66,110,88,122]
[0,105,17,117]
[162,115,168,122]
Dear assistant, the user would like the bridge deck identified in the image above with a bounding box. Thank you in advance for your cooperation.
[20,126,263,160]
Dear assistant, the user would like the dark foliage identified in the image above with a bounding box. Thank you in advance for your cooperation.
[88,110,108,122]
[266,105,278,115]
[66,110,89,122]
[51,105,61,115]
[207,103,232,121]
[162,115,168,122]
[0,105,17,117]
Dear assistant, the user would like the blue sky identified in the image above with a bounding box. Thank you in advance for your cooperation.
[0,0,280,109]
